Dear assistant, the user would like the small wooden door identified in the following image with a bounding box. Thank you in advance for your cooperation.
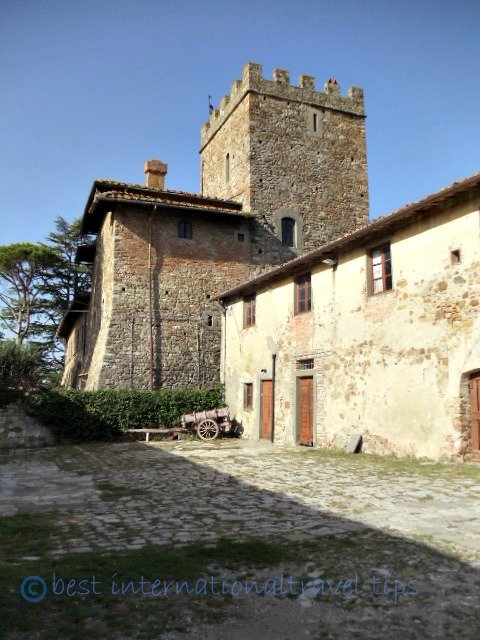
[469,373,480,451]
[298,376,314,446]
[261,380,273,440]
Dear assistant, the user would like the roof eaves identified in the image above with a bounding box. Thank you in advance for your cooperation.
[56,293,91,340]
[81,180,245,233]
[215,170,480,301]
[95,194,250,217]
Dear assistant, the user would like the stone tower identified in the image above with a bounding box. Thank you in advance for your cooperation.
[200,62,369,253]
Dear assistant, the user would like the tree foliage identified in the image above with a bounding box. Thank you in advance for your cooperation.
[36,217,92,366]
[0,217,92,376]
[43,217,91,312]
[0,243,60,345]
[0,339,42,392]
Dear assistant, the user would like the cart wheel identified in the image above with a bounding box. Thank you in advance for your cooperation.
[197,419,220,440]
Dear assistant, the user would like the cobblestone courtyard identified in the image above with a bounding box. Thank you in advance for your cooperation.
[1,440,479,639]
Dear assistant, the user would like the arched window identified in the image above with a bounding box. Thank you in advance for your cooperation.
[281,217,296,247]
[178,220,192,239]
[225,153,230,183]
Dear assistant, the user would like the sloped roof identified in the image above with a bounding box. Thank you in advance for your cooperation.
[216,170,480,301]
[81,179,247,234]
[56,293,91,339]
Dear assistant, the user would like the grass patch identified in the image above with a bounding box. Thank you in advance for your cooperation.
[1,512,479,639]
[0,524,291,640]
[0,512,58,559]
[290,447,480,481]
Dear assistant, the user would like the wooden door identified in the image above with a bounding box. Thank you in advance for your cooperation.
[469,373,480,451]
[261,380,273,440]
[298,376,314,446]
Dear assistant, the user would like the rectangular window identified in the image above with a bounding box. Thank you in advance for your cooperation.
[243,294,256,327]
[296,358,314,370]
[450,249,461,265]
[368,243,392,295]
[295,274,312,314]
[243,383,253,409]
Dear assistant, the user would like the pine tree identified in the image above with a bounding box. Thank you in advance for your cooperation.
[38,217,92,368]
[0,242,60,346]
[0,218,92,379]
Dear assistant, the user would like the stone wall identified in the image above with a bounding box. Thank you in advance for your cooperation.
[61,313,86,388]
[201,62,369,252]
[61,213,116,389]
[0,406,55,450]
[222,194,480,460]
[74,206,259,389]
[62,202,300,390]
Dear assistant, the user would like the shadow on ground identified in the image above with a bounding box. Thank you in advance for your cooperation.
[0,441,478,639]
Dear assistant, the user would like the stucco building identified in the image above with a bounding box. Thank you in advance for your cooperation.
[59,63,369,389]
[216,173,480,461]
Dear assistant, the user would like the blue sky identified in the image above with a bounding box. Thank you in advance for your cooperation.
[1,0,479,245]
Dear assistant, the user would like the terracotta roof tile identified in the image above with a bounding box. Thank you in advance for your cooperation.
[81,179,248,233]
[95,188,246,214]
[216,170,480,300]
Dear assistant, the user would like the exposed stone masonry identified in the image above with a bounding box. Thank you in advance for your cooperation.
[68,207,256,389]
[0,406,55,450]
[201,62,369,252]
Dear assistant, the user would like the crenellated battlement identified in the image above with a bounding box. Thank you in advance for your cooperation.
[200,62,365,149]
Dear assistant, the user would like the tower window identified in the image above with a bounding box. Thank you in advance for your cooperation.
[178,221,192,239]
[281,217,296,247]
[309,109,322,134]
[225,153,230,183]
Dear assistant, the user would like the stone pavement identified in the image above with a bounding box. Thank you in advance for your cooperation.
[0,439,478,564]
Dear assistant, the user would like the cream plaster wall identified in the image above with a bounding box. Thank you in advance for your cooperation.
[222,197,480,459]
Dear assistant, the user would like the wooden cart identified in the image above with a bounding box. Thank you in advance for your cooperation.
[181,407,231,440]
[127,407,231,441]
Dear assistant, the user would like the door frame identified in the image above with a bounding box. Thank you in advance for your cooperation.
[294,371,317,447]
[258,376,273,441]
[469,371,480,452]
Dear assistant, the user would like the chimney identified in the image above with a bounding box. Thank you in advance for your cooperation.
[144,159,167,190]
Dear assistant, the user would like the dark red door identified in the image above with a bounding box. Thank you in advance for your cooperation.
[469,373,480,451]
[298,376,314,446]
[261,380,273,440]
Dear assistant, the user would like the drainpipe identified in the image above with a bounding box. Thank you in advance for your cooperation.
[130,315,135,389]
[218,301,227,386]
[147,206,156,391]
[271,353,277,443]
[197,321,202,386]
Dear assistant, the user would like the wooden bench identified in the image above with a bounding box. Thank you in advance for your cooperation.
[126,428,178,442]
